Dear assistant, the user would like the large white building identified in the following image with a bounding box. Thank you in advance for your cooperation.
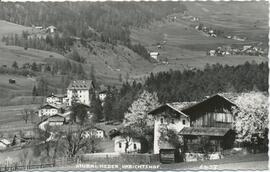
[67,80,95,106]
[149,102,194,154]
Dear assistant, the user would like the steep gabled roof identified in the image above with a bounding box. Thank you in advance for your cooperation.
[67,80,94,90]
[40,104,60,110]
[148,102,196,118]
[181,94,237,112]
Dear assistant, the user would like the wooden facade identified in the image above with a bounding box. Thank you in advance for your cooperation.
[182,94,236,128]
[179,94,237,153]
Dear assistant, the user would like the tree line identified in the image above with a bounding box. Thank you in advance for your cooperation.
[99,61,268,122]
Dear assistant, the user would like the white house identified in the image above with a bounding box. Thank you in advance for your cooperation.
[46,93,67,105]
[83,127,105,139]
[38,104,60,117]
[114,136,141,153]
[67,80,95,106]
[98,91,107,102]
[150,52,159,61]
[149,102,195,154]
[0,139,11,150]
[47,25,56,33]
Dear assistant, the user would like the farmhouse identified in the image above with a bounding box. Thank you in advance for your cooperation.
[114,136,142,153]
[67,80,95,106]
[149,102,195,154]
[149,94,237,161]
[38,104,61,117]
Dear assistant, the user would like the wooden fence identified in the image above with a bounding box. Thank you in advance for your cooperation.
[0,158,76,172]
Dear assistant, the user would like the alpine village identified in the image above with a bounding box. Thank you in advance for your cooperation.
[0,1,268,171]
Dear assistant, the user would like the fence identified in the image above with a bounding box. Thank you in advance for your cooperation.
[0,158,76,172]
[80,153,160,164]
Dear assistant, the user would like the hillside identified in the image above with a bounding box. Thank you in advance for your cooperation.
[0,1,268,105]
[131,1,268,73]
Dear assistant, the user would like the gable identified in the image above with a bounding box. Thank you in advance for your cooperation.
[148,104,188,118]
[182,94,236,121]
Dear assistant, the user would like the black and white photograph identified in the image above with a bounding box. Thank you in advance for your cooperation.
[0,0,268,171]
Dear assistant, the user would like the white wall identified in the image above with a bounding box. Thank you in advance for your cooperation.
[153,114,190,154]
[67,89,90,106]
[114,137,141,153]
[38,108,58,117]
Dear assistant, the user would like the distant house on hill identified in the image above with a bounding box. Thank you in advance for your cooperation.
[0,139,11,150]
[67,80,95,106]
[150,52,159,61]
[47,25,56,33]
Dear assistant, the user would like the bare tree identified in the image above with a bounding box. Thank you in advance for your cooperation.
[60,125,101,158]
[21,108,35,124]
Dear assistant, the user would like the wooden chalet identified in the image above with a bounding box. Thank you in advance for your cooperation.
[180,94,237,153]
[149,93,238,162]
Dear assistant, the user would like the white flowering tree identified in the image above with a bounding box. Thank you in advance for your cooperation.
[122,90,160,152]
[124,90,160,128]
[233,92,268,144]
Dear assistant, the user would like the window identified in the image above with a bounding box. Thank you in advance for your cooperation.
[182,119,186,125]
[134,144,137,150]
[171,119,175,124]
[119,142,122,148]
[160,117,164,124]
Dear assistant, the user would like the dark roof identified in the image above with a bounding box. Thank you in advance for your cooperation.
[48,114,65,122]
[179,127,231,136]
[148,102,196,117]
[181,94,237,112]
[47,94,66,98]
[67,80,94,90]
[40,104,59,109]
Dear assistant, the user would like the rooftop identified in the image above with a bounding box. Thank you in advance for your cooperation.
[67,80,94,90]
[179,127,231,137]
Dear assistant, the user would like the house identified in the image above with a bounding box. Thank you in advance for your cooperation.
[0,139,11,150]
[98,91,107,102]
[113,136,142,153]
[148,102,195,154]
[34,26,43,30]
[179,94,237,156]
[47,25,56,33]
[67,80,95,106]
[38,104,61,117]
[47,114,66,126]
[9,79,16,84]
[46,93,67,105]
[208,50,216,56]
[150,52,159,61]
[83,127,105,139]
[149,94,237,161]
[39,114,66,128]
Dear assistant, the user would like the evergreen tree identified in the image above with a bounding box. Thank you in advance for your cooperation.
[12,61,19,69]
